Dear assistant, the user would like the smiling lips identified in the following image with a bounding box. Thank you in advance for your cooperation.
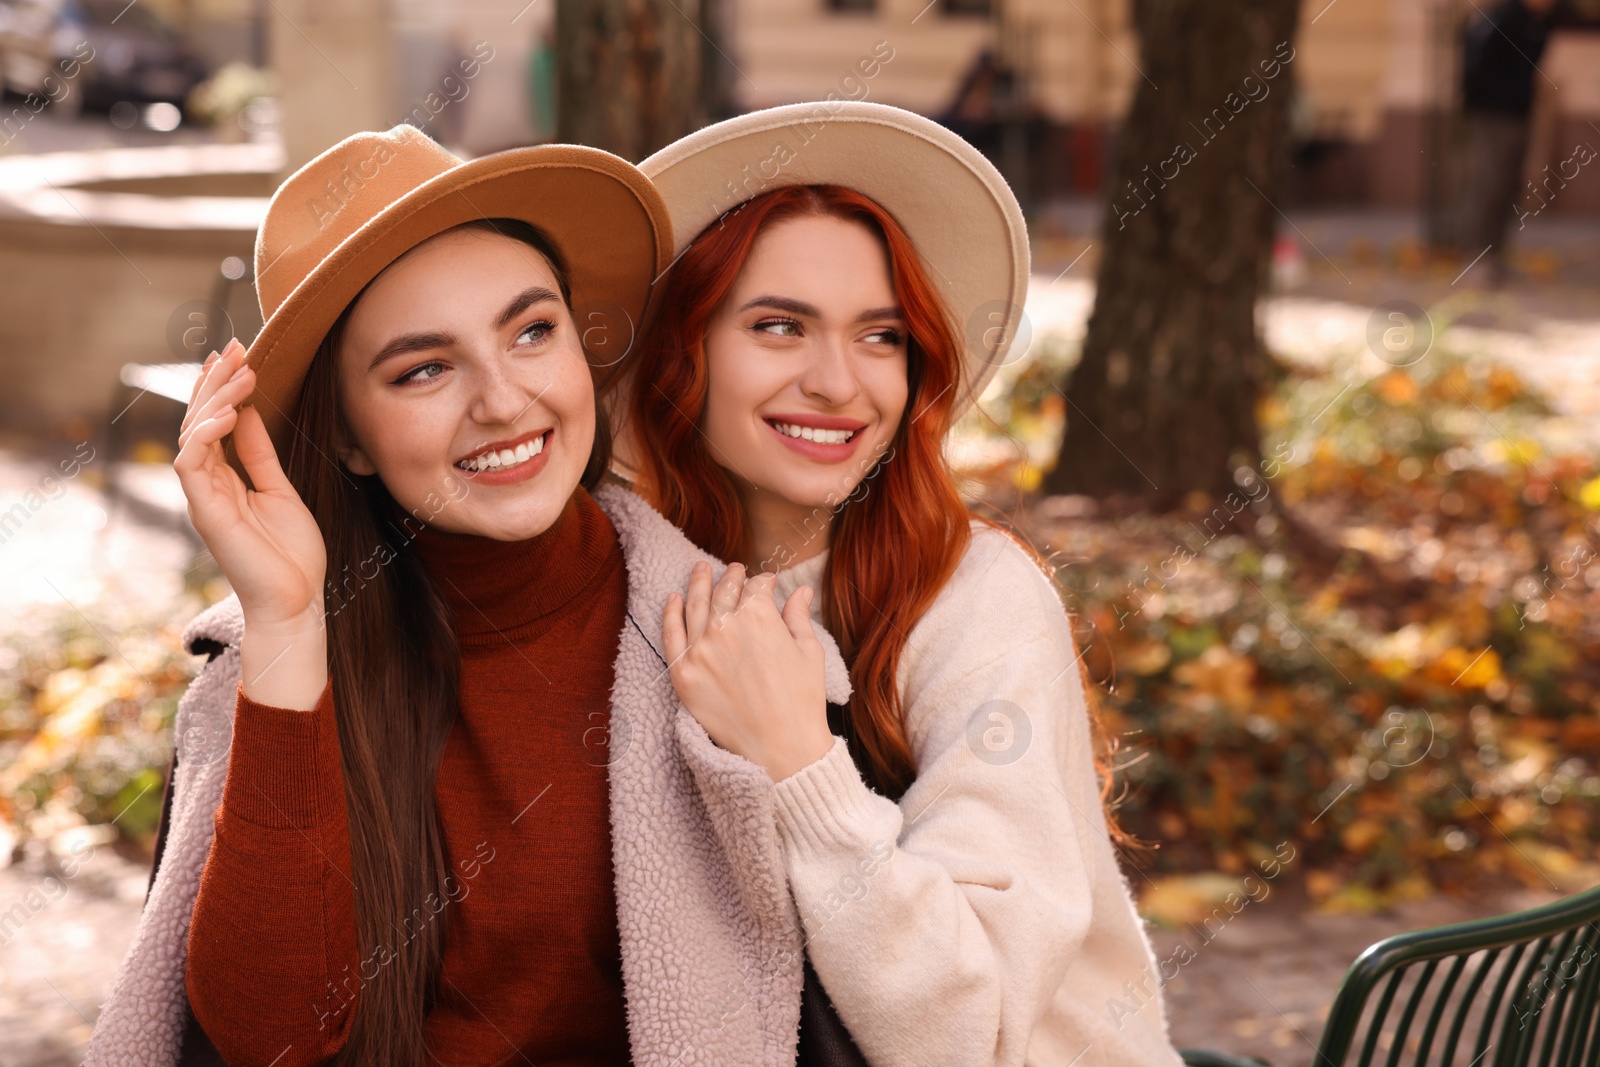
[457,428,550,473]
[763,414,867,460]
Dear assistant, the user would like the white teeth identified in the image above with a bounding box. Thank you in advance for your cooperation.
[457,433,547,472]
[771,421,853,445]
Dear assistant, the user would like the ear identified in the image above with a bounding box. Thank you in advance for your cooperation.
[338,439,378,476]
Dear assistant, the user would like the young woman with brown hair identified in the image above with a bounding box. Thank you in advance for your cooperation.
[616,102,1187,1066]
[86,124,856,1067]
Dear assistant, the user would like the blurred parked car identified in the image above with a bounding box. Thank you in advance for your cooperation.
[0,0,208,117]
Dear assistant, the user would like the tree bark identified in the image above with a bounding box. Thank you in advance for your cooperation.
[556,0,728,162]
[1044,0,1301,504]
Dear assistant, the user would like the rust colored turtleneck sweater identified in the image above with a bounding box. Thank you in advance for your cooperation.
[186,487,632,1067]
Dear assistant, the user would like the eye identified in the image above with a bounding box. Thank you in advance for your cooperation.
[392,360,446,386]
[753,317,802,338]
[516,318,557,346]
[865,327,904,347]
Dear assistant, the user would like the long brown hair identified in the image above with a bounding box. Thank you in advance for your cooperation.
[282,218,611,1065]
[627,185,1130,836]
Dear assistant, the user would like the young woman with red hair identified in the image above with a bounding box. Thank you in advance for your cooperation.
[615,103,1187,1066]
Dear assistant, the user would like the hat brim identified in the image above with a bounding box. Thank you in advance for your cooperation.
[232,144,671,480]
[639,101,1029,416]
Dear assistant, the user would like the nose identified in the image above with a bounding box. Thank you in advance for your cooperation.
[796,332,861,407]
[469,355,539,429]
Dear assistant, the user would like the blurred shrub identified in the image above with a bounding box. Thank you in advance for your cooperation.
[971,339,1600,908]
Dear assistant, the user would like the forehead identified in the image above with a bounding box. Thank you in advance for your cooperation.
[370,228,560,297]
[343,231,559,336]
[732,214,895,304]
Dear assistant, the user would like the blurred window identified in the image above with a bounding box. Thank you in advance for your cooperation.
[70,0,177,36]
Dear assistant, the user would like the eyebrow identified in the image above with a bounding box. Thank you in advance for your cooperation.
[737,295,903,324]
[366,286,564,372]
[495,285,563,329]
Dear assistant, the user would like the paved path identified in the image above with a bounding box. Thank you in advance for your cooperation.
[0,837,150,1067]
[1149,885,1564,1064]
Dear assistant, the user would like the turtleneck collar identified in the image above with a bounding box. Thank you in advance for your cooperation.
[403,487,618,645]
[771,547,829,625]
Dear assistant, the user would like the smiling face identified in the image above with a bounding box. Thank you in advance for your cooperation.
[700,213,909,534]
[334,226,595,541]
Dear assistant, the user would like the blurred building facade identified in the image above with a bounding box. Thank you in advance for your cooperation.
[721,0,1600,217]
[127,0,1600,215]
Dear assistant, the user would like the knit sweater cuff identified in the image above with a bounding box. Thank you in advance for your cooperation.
[773,735,895,856]
[220,678,335,830]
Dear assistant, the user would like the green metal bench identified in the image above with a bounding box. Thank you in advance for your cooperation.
[1179,883,1600,1066]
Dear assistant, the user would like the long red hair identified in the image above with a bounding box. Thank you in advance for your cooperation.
[627,185,1124,821]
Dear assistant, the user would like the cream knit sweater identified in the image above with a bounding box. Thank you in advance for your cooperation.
[769,523,1186,1067]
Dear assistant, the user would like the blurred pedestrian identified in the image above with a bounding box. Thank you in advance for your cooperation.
[1458,0,1559,281]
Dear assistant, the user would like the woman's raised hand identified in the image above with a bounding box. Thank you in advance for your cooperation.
[662,561,834,781]
[174,338,329,709]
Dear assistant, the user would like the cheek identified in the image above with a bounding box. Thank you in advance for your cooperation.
[348,386,451,473]
[541,348,597,447]
[867,356,910,434]
[701,336,773,445]
[338,374,466,512]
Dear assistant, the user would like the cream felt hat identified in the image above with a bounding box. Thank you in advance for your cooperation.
[229,124,672,481]
[638,101,1031,415]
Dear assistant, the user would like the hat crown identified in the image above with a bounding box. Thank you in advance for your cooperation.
[254,125,457,319]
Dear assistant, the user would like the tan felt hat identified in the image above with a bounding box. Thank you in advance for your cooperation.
[639,101,1030,417]
[231,124,673,479]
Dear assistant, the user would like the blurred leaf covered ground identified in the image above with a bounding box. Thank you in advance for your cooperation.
[957,333,1600,916]
[0,571,225,864]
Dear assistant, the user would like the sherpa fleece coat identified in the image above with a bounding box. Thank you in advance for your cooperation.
[84,482,853,1067]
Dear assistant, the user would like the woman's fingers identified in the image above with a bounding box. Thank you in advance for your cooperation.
[233,404,292,494]
[178,364,255,453]
[738,570,773,606]
[781,587,819,647]
[184,347,222,412]
[685,560,712,642]
[711,562,744,622]
[181,338,245,437]
[179,406,238,467]
[179,344,249,442]
[661,592,687,663]
[173,407,240,517]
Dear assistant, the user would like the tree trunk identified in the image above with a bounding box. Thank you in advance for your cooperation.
[556,0,728,162]
[1044,0,1301,504]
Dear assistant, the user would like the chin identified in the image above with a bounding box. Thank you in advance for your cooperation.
[495,494,573,540]
[760,471,845,512]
